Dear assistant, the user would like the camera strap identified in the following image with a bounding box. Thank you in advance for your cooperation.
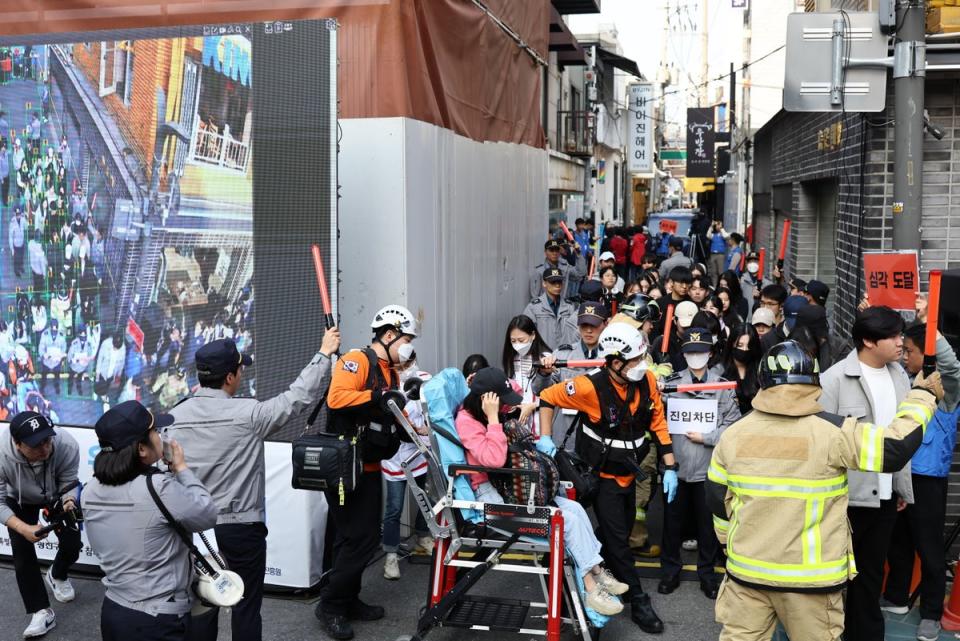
[145,472,219,577]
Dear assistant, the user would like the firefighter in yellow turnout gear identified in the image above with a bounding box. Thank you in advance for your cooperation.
[705,341,942,641]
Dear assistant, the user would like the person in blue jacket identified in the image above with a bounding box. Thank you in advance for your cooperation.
[882,313,960,641]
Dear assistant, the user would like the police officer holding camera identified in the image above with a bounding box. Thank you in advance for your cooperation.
[82,401,218,641]
[0,410,81,638]
[168,330,340,641]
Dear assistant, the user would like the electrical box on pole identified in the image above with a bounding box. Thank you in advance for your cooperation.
[783,11,889,113]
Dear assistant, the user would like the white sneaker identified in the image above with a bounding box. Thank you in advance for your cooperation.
[594,568,629,596]
[416,535,434,556]
[585,587,623,616]
[383,553,401,580]
[682,539,698,551]
[23,609,55,638]
[44,568,75,603]
[879,597,909,615]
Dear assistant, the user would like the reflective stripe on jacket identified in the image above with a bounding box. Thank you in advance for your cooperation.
[705,383,936,591]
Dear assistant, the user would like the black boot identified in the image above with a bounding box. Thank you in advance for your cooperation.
[631,593,664,634]
[346,599,385,621]
[315,604,355,640]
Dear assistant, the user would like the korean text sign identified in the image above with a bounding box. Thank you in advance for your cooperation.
[863,252,918,311]
[666,397,719,435]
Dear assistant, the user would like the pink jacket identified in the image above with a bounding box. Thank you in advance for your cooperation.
[454,408,508,490]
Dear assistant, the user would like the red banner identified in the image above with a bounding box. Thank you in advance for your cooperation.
[659,219,678,235]
[126,317,144,353]
[863,252,918,311]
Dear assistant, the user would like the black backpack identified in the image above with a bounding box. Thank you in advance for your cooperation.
[490,419,560,507]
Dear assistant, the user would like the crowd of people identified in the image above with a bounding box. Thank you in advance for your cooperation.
[0,212,955,641]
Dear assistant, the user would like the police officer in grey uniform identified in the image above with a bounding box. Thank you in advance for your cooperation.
[1,411,82,638]
[532,302,609,449]
[523,267,579,352]
[529,238,586,301]
[167,330,340,641]
[82,401,217,641]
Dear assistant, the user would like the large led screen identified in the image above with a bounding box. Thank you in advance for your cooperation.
[0,21,338,430]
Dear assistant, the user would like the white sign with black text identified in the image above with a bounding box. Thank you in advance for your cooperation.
[627,83,654,176]
[666,397,719,435]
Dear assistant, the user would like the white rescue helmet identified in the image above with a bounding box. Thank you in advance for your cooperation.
[598,323,649,360]
[370,305,418,338]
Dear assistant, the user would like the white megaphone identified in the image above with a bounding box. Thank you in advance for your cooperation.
[190,535,245,616]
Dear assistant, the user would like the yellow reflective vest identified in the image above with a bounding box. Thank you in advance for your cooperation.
[706,383,936,591]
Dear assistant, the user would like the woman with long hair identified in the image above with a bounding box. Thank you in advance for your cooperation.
[454,368,628,616]
[716,287,743,329]
[722,323,762,415]
[718,270,748,321]
[501,315,551,433]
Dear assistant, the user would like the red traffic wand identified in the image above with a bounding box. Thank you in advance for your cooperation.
[311,244,336,330]
[923,270,942,377]
[777,219,792,269]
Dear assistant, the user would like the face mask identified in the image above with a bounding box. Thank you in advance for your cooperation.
[624,361,648,382]
[399,361,419,382]
[512,341,532,356]
[732,348,752,363]
[746,262,759,274]
[397,342,416,364]
[684,352,711,370]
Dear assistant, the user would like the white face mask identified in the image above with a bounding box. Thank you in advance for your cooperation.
[399,361,419,382]
[397,342,416,364]
[684,352,711,371]
[512,341,532,356]
[625,361,648,382]
[746,262,759,275]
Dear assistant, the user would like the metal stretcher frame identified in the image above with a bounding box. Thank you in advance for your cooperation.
[385,400,598,641]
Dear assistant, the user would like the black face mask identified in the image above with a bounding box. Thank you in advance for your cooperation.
[732,348,753,363]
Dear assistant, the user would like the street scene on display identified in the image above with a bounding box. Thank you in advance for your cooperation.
[4,2,960,641]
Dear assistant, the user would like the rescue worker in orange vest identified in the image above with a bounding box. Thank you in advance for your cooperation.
[706,340,942,640]
[317,304,417,641]
[538,323,677,634]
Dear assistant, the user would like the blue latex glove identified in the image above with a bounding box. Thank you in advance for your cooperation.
[536,435,557,457]
[663,469,679,503]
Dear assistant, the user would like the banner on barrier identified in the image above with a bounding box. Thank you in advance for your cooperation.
[0,426,326,589]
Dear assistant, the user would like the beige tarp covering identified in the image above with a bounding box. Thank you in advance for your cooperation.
[0,0,548,147]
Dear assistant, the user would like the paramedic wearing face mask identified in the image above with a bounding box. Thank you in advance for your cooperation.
[318,305,418,641]
[537,323,677,635]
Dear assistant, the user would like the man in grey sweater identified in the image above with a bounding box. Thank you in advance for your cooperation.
[0,411,81,638]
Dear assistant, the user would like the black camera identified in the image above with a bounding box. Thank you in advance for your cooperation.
[35,480,83,538]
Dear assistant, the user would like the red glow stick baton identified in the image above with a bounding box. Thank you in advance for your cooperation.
[311,244,335,329]
[558,221,575,243]
[553,359,605,369]
[924,270,942,376]
[662,381,737,394]
[758,248,766,279]
[777,219,792,267]
[588,255,596,279]
[661,304,675,354]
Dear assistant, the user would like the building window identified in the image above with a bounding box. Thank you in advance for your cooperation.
[99,42,116,96]
[115,42,134,106]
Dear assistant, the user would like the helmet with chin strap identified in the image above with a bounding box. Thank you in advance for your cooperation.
[370,305,418,338]
[598,323,649,361]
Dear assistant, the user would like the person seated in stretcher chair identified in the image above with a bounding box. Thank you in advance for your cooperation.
[454,367,627,616]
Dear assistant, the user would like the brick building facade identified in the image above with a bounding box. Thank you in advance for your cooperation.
[753,76,960,340]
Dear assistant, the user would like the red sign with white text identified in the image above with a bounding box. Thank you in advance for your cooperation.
[659,219,678,235]
[863,252,918,311]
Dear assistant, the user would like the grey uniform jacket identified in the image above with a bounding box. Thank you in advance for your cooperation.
[529,256,587,301]
[0,429,79,525]
[531,341,601,449]
[662,368,740,482]
[522,297,579,353]
[167,351,332,525]
[82,469,217,616]
[658,252,693,280]
[819,349,913,506]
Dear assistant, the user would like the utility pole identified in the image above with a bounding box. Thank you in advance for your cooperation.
[700,0,709,106]
[740,0,752,234]
[892,0,926,251]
